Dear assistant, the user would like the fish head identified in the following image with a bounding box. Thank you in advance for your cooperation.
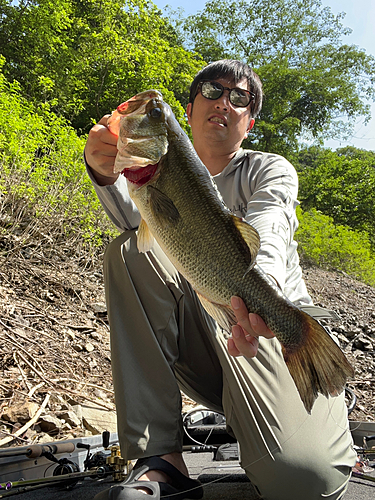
[107,90,176,179]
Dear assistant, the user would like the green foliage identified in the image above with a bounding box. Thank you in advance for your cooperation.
[295,146,375,246]
[0,59,116,258]
[0,0,204,133]
[1,1,375,288]
[295,207,375,286]
[179,0,375,155]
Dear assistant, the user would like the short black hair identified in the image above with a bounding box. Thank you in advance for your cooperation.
[189,59,263,118]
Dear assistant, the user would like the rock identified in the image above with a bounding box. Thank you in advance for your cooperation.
[84,342,95,353]
[64,328,75,341]
[71,404,83,420]
[345,329,358,339]
[90,331,101,341]
[0,424,11,439]
[1,402,39,424]
[37,432,57,444]
[91,302,107,314]
[56,410,81,427]
[354,334,374,351]
[39,414,63,435]
[23,428,39,440]
[81,402,117,435]
[338,334,350,345]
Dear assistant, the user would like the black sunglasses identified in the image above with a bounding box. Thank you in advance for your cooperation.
[197,80,256,107]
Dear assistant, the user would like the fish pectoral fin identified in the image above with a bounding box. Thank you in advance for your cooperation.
[149,186,180,225]
[137,218,154,253]
[196,292,237,333]
[232,215,260,266]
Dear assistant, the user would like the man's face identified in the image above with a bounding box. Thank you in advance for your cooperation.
[186,77,255,151]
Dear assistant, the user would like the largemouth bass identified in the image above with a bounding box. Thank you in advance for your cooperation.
[107,90,354,413]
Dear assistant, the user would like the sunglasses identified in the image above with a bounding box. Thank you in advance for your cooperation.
[197,80,256,108]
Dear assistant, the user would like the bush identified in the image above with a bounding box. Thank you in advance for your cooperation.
[0,60,117,263]
[295,146,375,248]
[295,207,375,286]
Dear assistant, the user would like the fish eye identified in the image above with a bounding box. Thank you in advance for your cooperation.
[149,107,162,119]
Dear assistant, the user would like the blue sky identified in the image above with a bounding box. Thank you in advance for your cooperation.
[153,0,375,151]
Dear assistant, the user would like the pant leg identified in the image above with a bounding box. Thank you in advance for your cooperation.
[212,330,356,500]
[103,230,224,460]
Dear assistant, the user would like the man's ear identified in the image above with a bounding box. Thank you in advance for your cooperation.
[244,118,255,140]
[186,102,192,125]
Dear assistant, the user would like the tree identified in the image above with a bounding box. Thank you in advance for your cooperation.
[296,146,375,246]
[180,0,375,155]
[0,0,204,132]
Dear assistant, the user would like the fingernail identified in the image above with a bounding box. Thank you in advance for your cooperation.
[232,296,240,309]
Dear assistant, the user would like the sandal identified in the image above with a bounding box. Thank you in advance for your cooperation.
[93,456,204,500]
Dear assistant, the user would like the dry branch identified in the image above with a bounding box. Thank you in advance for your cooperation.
[0,394,50,447]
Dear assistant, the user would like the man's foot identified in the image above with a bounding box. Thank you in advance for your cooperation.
[93,454,203,500]
[138,452,188,493]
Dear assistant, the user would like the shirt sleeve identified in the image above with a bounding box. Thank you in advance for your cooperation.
[85,156,141,232]
[244,154,300,290]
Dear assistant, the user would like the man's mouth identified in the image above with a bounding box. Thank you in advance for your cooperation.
[209,116,227,126]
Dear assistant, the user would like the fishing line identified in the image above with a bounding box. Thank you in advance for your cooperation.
[325,394,352,432]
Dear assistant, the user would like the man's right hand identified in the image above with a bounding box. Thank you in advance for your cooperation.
[84,115,119,186]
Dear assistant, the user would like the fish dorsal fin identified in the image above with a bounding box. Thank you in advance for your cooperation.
[137,218,154,253]
[149,186,180,225]
[196,292,237,333]
[231,215,260,267]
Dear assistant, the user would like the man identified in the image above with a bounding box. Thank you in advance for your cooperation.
[85,60,356,500]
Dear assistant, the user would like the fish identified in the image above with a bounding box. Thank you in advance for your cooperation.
[107,90,354,413]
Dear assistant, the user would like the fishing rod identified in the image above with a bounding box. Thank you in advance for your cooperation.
[0,432,129,497]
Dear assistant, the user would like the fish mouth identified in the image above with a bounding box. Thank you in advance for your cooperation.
[117,90,162,116]
[121,163,159,186]
[208,115,227,127]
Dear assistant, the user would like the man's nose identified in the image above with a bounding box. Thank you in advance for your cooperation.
[215,90,230,110]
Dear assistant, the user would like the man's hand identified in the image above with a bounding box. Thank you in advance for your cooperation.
[228,296,275,358]
[84,115,119,186]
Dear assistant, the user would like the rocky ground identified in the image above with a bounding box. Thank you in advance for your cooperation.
[0,253,374,448]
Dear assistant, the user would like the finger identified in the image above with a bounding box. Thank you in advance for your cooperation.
[98,114,112,125]
[231,324,259,358]
[248,313,275,339]
[231,296,275,339]
[231,296,253,332]
[227,337,242,357]
[90,122,118,147]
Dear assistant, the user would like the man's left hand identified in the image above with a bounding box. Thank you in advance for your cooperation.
[228,296,275,358]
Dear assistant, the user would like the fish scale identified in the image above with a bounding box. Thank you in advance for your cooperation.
[107,90,354,413]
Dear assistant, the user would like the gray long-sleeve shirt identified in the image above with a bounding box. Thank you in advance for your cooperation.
[87,148,312,306]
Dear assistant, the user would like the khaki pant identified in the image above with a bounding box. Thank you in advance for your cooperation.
[104,230,356,500]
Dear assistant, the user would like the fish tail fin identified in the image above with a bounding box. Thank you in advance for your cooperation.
[282,311,354,413]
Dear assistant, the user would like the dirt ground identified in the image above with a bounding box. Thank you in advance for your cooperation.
[0,251,374,447]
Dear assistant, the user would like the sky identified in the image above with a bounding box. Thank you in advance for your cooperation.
[153,0,375,151]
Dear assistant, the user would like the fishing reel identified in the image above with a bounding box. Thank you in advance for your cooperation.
[77,431,127,482]
[52,460,80,490]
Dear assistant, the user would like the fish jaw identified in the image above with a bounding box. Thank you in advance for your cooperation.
[107,90,168,173]
[107,90,162,136]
